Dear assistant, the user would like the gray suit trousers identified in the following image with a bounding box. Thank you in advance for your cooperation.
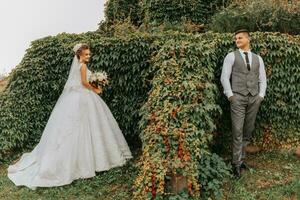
[230,92,263,166]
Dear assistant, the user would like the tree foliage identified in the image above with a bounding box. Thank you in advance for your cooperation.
[100,0,229,30]
[104,0,142,26]
[209,0,300,35]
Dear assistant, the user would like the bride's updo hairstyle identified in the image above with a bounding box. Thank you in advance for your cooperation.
[73,43,90,59]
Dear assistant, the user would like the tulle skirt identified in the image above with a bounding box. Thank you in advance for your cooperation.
[7,87,132,189]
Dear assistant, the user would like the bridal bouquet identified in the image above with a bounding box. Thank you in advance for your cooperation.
[89,71,109,88]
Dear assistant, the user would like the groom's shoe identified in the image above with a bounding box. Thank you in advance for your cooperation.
[232,165,241,179]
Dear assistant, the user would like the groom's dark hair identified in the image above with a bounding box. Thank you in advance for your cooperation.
[235,29,250,37]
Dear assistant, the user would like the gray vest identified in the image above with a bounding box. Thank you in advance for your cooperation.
[231,50,260,96]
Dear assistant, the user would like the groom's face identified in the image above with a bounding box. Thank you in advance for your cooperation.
[235,32,250,49]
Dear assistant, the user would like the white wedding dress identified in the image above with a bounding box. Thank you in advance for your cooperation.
[7,53,132,190]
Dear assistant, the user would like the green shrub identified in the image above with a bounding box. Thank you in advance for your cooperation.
[209,0,300,34]
[198,153,231,199]
[133,37,223,199]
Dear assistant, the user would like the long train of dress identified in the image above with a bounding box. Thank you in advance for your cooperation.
[7,69,132,189]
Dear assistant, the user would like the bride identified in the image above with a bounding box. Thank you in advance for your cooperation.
[7,43,132,190]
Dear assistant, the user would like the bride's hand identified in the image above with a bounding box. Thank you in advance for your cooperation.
[93,87,103,94]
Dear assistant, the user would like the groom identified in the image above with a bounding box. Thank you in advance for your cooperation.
[220,29,267,178]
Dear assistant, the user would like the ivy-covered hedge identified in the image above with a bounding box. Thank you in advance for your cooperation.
[0,31,299,198]
[133,36,230,199]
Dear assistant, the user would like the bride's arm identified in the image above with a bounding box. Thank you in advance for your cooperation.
[80,64,101,94]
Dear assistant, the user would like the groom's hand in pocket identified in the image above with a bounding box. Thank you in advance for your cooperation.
[257,95,264,102]
[228,95,235,103]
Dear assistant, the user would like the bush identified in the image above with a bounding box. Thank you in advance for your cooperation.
[209,0,300,35]
[133,37,223,199]
[198,153,232,199]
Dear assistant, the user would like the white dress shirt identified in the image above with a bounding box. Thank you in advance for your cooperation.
[220,49,267,98]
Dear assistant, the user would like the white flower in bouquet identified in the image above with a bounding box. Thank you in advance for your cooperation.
[95,72,108,82]
[90,73,97,82]
[89,71,109,88]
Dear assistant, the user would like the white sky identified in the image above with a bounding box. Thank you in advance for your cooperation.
[0,0,106,75]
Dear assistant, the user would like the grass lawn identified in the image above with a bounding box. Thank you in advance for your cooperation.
[223,150,300,200]
[0,150,299,199]
[0,160,138,200]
